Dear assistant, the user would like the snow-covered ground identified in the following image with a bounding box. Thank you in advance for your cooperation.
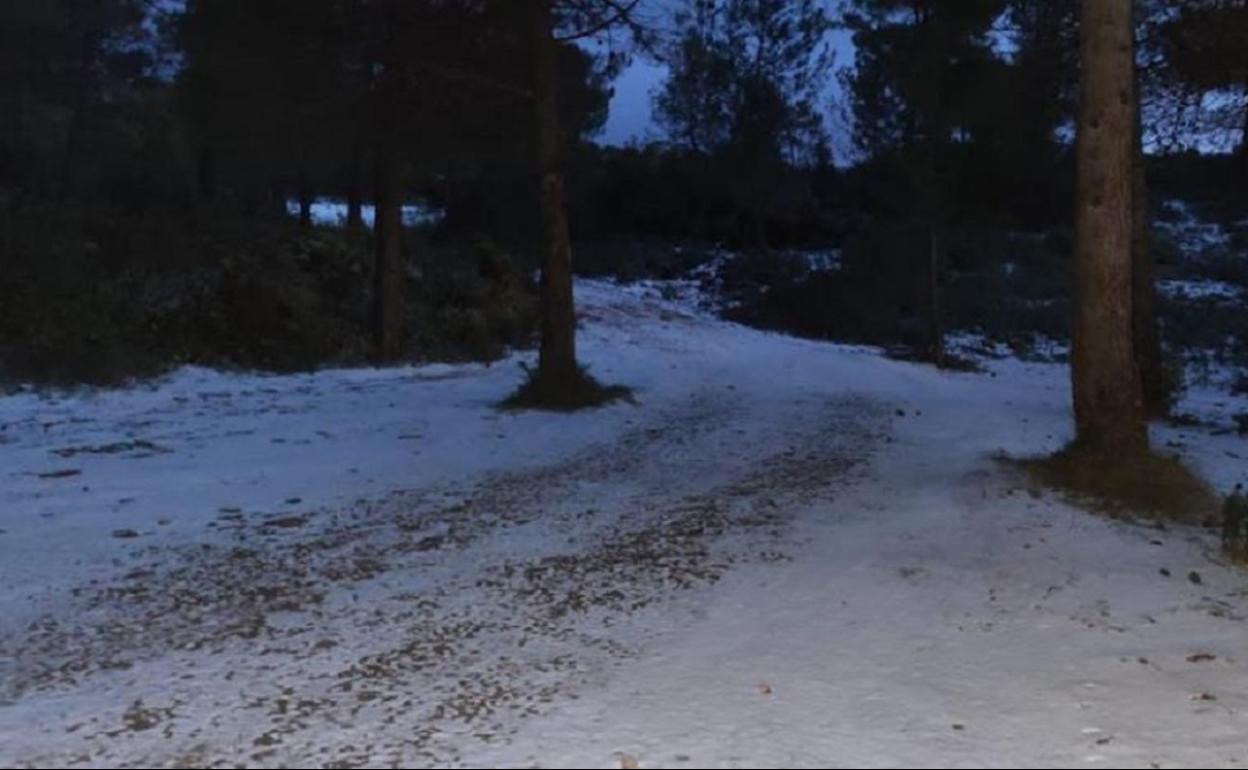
[1157,200,1237,258]
[1,279,1247,768]
[1160,278,1246,302]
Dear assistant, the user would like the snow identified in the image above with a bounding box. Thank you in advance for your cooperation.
[1156,199,1240,261]
[802,248,843,273]
[2,279,1247,768]
[284,198,444,229]
[1160,278,1245,302]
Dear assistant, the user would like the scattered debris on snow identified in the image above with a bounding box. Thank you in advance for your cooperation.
[1,277,1246,768]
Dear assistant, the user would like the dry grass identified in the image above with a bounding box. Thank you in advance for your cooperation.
[501,364,634,412]
[1224,487,1248,564]
[1010,446,1221,527]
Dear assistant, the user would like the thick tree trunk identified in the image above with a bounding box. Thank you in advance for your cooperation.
[372,144,404,362]
[530,0,579,384]
[1132,101,1166,417]
[1071,0,1147,455]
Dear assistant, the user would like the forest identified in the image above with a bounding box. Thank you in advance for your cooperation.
[2,1,1248,767]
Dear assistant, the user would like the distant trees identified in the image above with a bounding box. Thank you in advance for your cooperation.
[842,0,1004,364]
[0,0,154,202]
[655,0,833,249]
[1146,0,1247,162]
[179,0,355,219]
[176,0,621,371]
[0,0,1241,431]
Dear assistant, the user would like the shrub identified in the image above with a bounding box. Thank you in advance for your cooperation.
[0,204,538,385]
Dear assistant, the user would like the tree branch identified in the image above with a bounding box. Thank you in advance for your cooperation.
[553,0,645,43]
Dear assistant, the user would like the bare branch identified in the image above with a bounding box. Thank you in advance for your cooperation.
[553,0,645,43]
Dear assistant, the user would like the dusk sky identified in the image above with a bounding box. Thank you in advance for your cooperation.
[599,25,858,153]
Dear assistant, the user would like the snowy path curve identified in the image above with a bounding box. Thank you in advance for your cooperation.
[2,279,1247,768]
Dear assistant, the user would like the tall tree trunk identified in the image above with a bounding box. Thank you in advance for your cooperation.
[1132,94,1166,417]
[1071,0,1147,455]
[372,142,404,362]
[370,0,405,363]
[347,131,365,231]
[916,9,946,366]
[530,0,579,384]
[297,167,313,230]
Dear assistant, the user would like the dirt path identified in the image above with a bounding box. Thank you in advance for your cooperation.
[0,369,890,768]
[5,280,1246,769]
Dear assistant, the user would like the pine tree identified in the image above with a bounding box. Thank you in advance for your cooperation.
[842,0,1004,364]
[504,0,646,406]
[655,0,833,249]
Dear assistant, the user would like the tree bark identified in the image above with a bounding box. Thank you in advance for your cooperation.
[530,0,579,384]
[297,167,313,230]
[1071,0,1147,455]
[369,0,405,363]
[915,7,945,366]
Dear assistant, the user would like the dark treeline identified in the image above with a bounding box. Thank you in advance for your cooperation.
[0,0,1245,408]
[0,0,625,399]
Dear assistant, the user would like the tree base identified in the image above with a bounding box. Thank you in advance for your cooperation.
[1223,486,1248,565]
[1011,445,1220,526]
[501,364,633,412]
[884,345,981,373]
